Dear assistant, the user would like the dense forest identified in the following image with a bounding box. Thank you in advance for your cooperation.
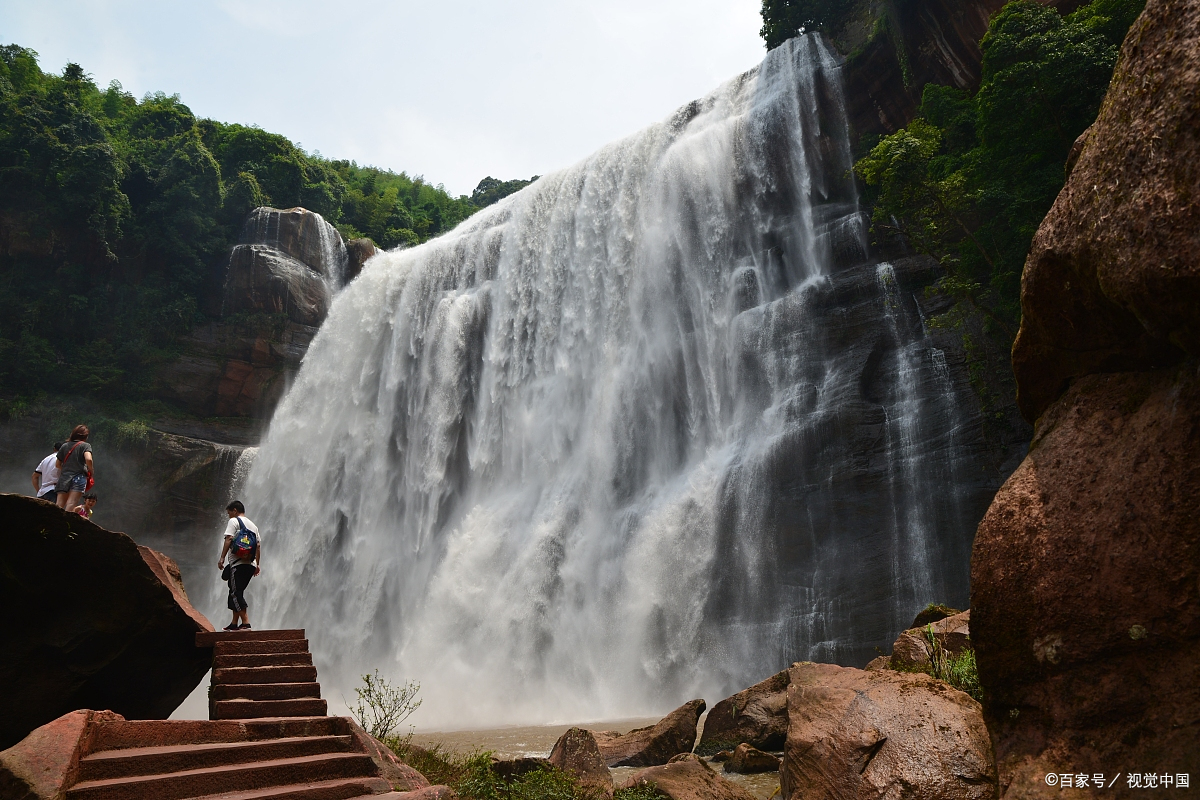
[0,45,532,405]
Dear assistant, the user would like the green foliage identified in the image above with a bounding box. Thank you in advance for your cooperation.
[854,0,1144,407]
[348,670,422,739]
[470,176,538,208]
[922,625,983,701]
[0,44,482,407]
[613,786,662,800]
[388,743,600,800]
[760,0,857,48]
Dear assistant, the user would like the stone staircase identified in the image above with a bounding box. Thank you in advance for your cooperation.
[57,629,426,800]
[203,629,328,720]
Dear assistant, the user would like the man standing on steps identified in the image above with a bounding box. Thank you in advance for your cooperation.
[218,500,261,632]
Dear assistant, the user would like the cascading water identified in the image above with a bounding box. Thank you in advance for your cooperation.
[245,35,992,728]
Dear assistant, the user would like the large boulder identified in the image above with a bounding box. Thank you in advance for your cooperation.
[780,662,995,800]
[345,237,378,283]
[890,609,971,670]
[0,709,122,799]
[593,700,705,767]
[618,754,756,800]
[972,0,1200,794]
[697,670,789,754]
[972,369,1200,794]
[722,743,780,775]
[222,245,331,327]
[0,495,214,750]
[548,727,613,796]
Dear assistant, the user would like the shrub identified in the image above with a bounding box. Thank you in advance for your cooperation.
[923,625,983,701]
[348,670,421,739]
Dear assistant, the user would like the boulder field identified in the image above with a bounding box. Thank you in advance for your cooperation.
[0,494,214,751]
[971,0,1200,794]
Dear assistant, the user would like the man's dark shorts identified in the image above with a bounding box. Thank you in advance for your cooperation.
[227,564,255,612]
[38,490,57,503]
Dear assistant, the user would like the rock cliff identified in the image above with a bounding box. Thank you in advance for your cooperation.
[971,0,1200,793]
[156,206,357,420]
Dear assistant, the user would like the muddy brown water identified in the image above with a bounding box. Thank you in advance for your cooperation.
[412,718,781,800]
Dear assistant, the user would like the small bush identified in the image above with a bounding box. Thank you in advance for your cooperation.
[387,743,606,800]
[923,625,983,701]
[348,670,421,739]
[613,786,662,800]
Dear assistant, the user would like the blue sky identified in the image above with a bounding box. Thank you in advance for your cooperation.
[2,0,766,196]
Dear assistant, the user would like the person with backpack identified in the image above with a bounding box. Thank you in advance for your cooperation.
[217,500,262,631]
[32,442,63,502]
[55,425,94,511]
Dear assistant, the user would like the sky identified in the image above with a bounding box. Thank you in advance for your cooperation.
[1,0,767,196]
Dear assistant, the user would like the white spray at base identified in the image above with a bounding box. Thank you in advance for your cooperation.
[245,36,978,728]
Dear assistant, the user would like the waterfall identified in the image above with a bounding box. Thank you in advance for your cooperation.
[244,35,985,728]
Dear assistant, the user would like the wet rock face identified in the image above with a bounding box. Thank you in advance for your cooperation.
[593,700,705,767]
[780,662,995,800]
[697,670,789,754]
[240,206,349,284]
[0,495,213,751]
[1011,0,1200,423]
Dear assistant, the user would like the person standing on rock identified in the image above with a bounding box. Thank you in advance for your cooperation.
[55,426,93,511]
[31,442,63,503]
[217,500,261,631]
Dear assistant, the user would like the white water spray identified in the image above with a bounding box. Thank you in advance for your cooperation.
[245,36,978,728]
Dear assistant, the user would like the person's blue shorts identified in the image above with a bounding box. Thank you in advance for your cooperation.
[58,473,87,493]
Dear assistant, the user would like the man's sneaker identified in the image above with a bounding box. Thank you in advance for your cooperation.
[238,623,252,630]
[222,623,239,631]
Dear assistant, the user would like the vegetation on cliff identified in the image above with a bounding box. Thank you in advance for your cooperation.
[0,45,522,407]
[849,0,1144,416]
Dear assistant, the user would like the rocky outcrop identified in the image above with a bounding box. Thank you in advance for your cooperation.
[971,0,1200,795]
[890,609,971,670]
[156,206,347,420]
[593,700,705,767]
[910,603,962,628]
[345,718,433,792]
[346,237,378,283]
[697,670,789,754]
[618,754,756,800]
[548,727,613,796]
[723,743,780,775]
[780,662,995,800]
[0,495,214,750]
[834,0,1085,144]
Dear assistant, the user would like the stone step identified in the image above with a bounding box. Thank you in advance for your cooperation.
[196,629,305,647]
[213,665,319,685]
[77,735,353,782]
[215,652,314,669]
[214,698,329,719]
[212,682,323,702]
[90,718,341,751]
[191,776,393,800]
[67,752,377,800]
[215,638,310,656]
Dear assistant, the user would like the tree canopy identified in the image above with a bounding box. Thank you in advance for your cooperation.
[0,44,499,403]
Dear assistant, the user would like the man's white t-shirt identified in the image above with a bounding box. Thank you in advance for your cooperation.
[35,453,59,496]
[223,515,261,567]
